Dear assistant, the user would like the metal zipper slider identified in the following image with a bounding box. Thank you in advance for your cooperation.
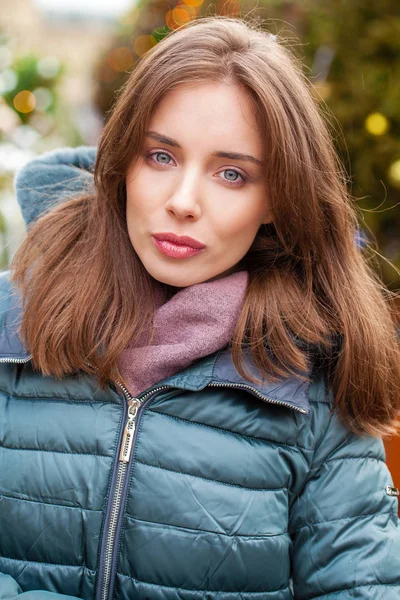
[119,398,141,463]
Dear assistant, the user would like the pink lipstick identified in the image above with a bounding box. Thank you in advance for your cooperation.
[152,232,206,259]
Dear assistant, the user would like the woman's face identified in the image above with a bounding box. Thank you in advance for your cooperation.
[126,81,272,287]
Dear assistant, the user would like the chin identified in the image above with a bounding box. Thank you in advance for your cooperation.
[145,264,215,288]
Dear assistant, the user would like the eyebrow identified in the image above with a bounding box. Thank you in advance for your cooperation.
[145,130,264,167]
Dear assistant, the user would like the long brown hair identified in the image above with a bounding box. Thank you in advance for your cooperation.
[11,16,400,438]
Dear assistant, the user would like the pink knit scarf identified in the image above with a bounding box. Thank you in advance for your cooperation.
[117,270,249,397]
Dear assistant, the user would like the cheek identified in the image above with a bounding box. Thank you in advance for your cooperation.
[213,201,266,242]
[126,177,151,221]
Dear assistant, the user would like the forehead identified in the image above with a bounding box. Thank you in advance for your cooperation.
[147,81,263,155]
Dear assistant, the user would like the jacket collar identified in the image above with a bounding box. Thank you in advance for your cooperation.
[160,347,311,414]
[0,285,311,415]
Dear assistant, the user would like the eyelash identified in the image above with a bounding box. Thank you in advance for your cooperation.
[144,150,248,187]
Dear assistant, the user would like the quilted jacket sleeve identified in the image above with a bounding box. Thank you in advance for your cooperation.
[0,573,80,599]
[289,398,400,599]
[14,146,97,226]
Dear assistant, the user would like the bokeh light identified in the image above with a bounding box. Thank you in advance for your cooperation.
[0,102,19,134]
[365,112,390,136]
[182,0,204,7]
[165,7,192,29]
[10,124,40,148]
[388,159,400,190]
[32,87,53,111]
[0,69,18,94]
[133,35,157,57]
[37,56,61,79]
[108,47,134,72]
[13,90,36,114]
[0,46,12,70]
[178,3,198,18]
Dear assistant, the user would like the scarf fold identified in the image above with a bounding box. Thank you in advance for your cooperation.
[117,270,249,397]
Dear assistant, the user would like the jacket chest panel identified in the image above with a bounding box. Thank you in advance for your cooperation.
[149,387,315,458]
[0,381,123,590]
[115,389,311,596]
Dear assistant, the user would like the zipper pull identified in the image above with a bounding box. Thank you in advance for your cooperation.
[119,398,141,463]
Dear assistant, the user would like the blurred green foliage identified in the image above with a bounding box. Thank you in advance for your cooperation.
[1,53,63,124]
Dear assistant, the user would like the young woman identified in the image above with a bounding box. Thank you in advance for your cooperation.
[1,15,400,600]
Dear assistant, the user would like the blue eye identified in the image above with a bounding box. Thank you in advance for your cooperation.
[147,151,172,165]
[220,169,246,186]
[145,151,247,187]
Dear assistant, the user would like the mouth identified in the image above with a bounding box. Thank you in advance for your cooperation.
[153,232,206,249]
[152,235,206,259]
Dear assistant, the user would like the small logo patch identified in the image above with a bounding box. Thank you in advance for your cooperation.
[386,486,399,496]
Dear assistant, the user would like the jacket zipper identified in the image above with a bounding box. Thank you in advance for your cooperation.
[0,356,31,363]
[98,382,172,600]
[207,382,309,414]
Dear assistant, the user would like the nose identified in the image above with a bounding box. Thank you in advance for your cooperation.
[164,166,202,220]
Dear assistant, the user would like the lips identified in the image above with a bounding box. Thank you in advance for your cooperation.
[153,232,206,249]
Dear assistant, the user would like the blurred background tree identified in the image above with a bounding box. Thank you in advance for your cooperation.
[303,0,400,288]
[93,0,400,289]
[0,0,112,267]
[0,24,85,268]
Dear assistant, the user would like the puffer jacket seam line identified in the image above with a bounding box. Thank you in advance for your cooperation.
[146,408,315,452]
[1,445,111,458]
[307,581,400,599]
[325,456,386,464]
[0,554,96,571]
[136,459,288,492]
[116,572,290,595]
[0,388,117,405]
[0,492,103,512]
[124,513,290,539]
[289,508,396,533]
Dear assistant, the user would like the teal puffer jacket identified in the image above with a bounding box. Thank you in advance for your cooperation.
[0,148,399,600]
